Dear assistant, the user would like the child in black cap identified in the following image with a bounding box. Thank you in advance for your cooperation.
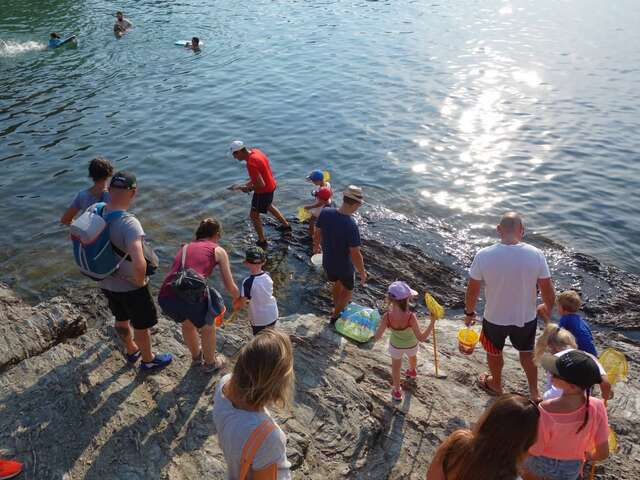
[523,350,610,480]
[237,246,279,336]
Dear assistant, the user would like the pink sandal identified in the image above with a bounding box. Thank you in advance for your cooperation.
[391,387,403,401]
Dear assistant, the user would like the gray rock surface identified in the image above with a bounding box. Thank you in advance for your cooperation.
[0,285,638,479]
[0,284,87,372]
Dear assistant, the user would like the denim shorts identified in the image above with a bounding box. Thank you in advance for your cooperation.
[524,455,582,480]
[158,287,225,328]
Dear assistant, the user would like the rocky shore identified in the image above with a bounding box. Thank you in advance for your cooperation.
[1,224,639,479]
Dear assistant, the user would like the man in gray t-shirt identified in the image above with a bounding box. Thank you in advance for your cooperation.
[100,171,172,371]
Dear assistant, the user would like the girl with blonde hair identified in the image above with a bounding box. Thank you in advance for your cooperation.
[535,324,611,401]
[213,329,295,479]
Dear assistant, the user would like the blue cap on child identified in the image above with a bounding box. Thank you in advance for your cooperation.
[306,170,324,182]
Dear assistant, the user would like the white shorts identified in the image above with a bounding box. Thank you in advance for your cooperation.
[388,342,418,360]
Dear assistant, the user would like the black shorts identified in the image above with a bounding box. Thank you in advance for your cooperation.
[251,190,275,214]
[325,270,355,291]
[251,320,277,336]
[101,285,158,330]
[480,318,537,354]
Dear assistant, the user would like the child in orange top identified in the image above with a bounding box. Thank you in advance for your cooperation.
[522,350,609,480]
[373,281,435,401]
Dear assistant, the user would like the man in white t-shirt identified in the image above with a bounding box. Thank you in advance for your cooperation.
[464,212,555,401]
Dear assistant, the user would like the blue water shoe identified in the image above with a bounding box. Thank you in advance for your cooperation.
[140,353,173,371]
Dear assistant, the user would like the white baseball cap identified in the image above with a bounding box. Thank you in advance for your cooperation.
[229,140,245,153]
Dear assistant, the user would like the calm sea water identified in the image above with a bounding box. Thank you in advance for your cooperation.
[1,0,639,300]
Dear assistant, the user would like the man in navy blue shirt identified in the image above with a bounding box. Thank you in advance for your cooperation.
[314,185,367,324]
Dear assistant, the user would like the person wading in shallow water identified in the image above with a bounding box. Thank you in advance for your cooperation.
[60,156,113,225]
[313,185,367,324]
[229,140,291,249]
[464,212,555,401]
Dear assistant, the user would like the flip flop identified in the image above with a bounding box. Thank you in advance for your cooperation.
[478,372,502,396]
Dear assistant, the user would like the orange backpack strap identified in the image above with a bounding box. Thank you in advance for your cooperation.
[239,418,277,480]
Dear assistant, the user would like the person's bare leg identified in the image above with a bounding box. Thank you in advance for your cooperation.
[392,358,402,391]
[250,209,266,242]
[408,355,417,371]
[331,281,342,317]
[133,328,153,363]
[267,205,290,227]
[201,324,217,365]
[114,320,138,355]
[308,218,316,239]
[486,352,505,394]
[181,320,201,360]
[334,282,352,318]
[520,351,540,400]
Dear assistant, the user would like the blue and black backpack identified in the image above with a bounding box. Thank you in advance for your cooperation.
[70,202,159,280]
[70,202,129,280]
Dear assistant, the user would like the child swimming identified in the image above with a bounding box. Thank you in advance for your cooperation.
[184,37,200,50]
[48,32,62,49]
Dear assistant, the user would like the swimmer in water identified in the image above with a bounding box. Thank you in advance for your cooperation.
[48,32,62,48]
[113,11,133,35]
[185,37,200,50]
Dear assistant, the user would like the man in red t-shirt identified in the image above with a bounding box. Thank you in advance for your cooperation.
[229,140,291,248]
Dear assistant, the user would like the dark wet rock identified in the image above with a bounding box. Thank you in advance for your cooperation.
[528,239,640,332]
[259,219,465,319]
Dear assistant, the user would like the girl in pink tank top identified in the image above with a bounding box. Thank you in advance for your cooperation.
[159,239,218,297]
[523,350,610,480]
[158,218,239,373]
